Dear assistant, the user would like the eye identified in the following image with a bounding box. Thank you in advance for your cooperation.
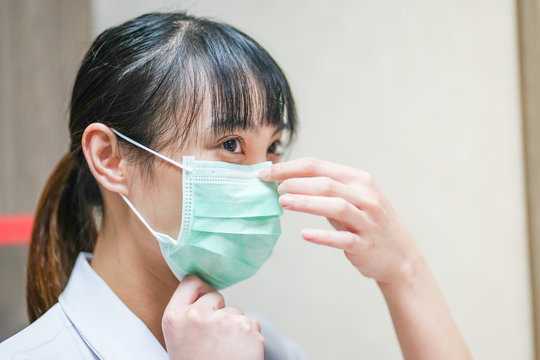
[267,140,282,155]
[222,138,243,153]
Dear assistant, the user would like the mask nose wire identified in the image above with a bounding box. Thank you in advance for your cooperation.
[111,128,193,172]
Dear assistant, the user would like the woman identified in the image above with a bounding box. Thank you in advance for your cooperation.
[0,12,470,359]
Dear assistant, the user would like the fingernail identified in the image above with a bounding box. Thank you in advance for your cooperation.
[279,194,292,208]
[301,229,315,239]
[259,167,271,181]
[277,183,286,194]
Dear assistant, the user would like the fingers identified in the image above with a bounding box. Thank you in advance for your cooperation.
[302,228,364,253]
[167,275,217,309]
[259,157,369,184]
[278,176,376,210]
[279,194,373,232]
[220,307,245,316]
[218,308,262,333]
[163,276,262,360]
[249,316,262,333]
[194,290,225,311]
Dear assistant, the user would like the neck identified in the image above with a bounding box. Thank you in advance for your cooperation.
[91,214,178,348]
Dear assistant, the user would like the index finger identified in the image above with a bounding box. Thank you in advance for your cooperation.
[259,157,367,184]
[167,275,217,309]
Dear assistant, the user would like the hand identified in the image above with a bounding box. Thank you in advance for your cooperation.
[260,158,472,359]
[259,157,422,285]
[162,275,264,360]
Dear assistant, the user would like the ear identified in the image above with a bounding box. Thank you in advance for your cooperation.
[82,123,129,195]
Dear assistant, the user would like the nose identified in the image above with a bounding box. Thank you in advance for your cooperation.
[243,141,271,165]
[240,126,280,165]
[244,151,268,165]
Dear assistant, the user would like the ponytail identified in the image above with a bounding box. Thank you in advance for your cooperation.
[25,11,298,322]
[27,152,99,321]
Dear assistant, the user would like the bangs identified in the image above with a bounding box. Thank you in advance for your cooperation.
[109,14,297,155]
[157,19,297,150]
[202,23,296,137]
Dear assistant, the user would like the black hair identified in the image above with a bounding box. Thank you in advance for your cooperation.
[27,12,297,321]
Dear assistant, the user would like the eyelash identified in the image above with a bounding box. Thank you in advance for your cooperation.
[219,137,282,155]
[221,137,243,153]
[267,141,281,155]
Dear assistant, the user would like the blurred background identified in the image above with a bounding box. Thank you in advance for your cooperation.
[1,0,539,359]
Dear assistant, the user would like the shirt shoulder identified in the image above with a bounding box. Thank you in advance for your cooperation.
[0,303,96,360]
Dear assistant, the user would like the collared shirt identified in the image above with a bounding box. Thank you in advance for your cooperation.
[0,253,306,360]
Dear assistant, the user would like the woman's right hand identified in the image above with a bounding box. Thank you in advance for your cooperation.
[162,275,264,360]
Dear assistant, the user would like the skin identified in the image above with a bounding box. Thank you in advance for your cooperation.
[82,121,471,359]
[259,158,472,359]
[82,121,281,358]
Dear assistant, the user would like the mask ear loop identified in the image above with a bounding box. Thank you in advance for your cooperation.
[111,129,193,172]
[119,193,159,238]
[111,128,192,242]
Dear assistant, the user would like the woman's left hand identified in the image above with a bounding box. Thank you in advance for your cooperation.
[259,157,421,286]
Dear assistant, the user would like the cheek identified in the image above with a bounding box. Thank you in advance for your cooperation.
[133,162,185,239]
[182,145,216,161]
[267,153,281,164]
[154,164,184,238]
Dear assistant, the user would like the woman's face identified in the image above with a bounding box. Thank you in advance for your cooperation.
[126,120,283,249]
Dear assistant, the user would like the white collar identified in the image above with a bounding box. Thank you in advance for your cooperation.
[58,252,168,360]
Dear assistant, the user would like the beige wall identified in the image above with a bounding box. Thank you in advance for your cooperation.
[92,1,532,358]
[0,0,90,341]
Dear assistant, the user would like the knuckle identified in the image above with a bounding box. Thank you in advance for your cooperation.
[321,177,335,195]
[184,274,212,292]
[186,307,203,323]
[361,171,375,186]
[183,274,202,284]
[303,157,320,173]
[251,318,261,332]
[363,195,383,217]
[345,167,374,188]
[237,316,253,332]
[215,308,228,322]
[267,165,276,178]
[256,333,265,347]
[231,306,245,315]
[282,178,293,189]
[343,233,357,252]
[371,203,384,219]
[370,222,382,235]
[335,198,350,217]
[364,236,376,250]
[290,195,302,208]
[215,292,225,308]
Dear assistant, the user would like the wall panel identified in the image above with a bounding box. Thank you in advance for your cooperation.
[92,1,533,358]
[0,0,90,340]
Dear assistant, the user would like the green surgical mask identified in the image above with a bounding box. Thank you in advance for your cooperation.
[112,129,283,289]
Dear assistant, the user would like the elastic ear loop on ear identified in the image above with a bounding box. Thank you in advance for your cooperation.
[111,128,192,241]
[111,128,193,172]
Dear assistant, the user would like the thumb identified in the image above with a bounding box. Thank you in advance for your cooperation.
[166,275,217,309]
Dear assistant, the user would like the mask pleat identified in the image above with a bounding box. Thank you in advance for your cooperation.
[191,216,281,236]
[192,183,283,218]
[174,231,275,264]
[109,135,283,290]
[168,244,262,289]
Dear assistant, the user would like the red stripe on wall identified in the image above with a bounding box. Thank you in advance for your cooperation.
[0,214,33,245]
